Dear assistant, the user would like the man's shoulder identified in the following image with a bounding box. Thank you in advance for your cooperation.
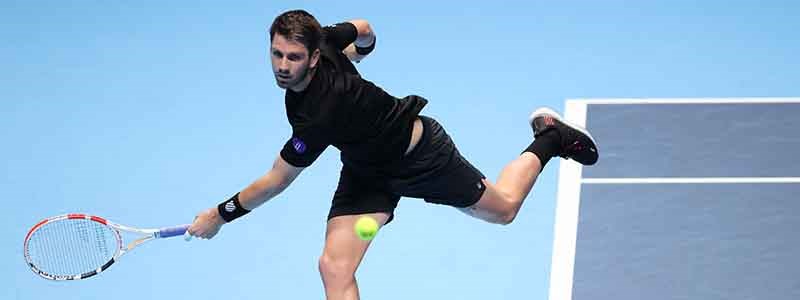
[319,41,360,78]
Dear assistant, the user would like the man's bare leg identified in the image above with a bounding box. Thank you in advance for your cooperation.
[318,212,390,300]
[460,107,598,224]
[459,153,542,224]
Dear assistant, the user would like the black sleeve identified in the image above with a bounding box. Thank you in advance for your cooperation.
[322,22,358,51]
[279,129,330,168]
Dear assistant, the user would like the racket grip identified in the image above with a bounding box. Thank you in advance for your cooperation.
[158,224,190,238]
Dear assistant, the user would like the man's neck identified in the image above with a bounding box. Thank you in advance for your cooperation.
[289,67,317,93]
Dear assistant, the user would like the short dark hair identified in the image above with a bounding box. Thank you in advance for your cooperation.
[269,9,322,55]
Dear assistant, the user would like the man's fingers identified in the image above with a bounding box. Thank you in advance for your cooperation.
[186,211,220,240]
[191,227,209,240]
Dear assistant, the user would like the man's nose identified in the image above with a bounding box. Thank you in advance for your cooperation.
[277,58,289,73]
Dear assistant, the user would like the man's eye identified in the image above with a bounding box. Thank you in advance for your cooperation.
[288,54,301,61]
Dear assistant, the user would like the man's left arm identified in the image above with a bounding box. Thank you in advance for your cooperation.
[342,19,376,63]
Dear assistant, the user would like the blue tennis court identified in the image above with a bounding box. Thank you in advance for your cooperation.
[549,98,800,300]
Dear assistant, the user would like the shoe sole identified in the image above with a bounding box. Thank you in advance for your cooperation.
[529,106,599,151]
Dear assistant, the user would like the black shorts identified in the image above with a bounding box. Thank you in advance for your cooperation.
[328,115,487,225]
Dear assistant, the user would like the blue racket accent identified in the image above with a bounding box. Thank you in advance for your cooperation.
[157,225,190,238]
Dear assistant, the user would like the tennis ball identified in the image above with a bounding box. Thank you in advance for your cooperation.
[354,216,379,241]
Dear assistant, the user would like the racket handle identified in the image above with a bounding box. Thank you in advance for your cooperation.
[184,230,193,241]
[158,224,190,238]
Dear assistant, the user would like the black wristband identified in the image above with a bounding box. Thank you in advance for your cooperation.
[355,36,376,55]
[217,192,250,223]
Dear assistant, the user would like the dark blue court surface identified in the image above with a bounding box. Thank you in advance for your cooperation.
[549,99,800,300]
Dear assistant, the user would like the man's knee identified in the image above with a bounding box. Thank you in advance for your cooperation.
[498,210,517,225]
[492,192,520,225]
[318,252,357,283]
[460,205,517,225]
[484,207,518,225]
[462,192,519,225]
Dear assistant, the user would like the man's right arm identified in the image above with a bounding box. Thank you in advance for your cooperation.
[238,154,304,210]
[340,19,376,63]
[187,154,304,239]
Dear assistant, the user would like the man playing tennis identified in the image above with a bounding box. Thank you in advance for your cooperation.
[188,9,598,300]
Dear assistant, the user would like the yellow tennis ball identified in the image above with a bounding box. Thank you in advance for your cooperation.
[354,216,379,241]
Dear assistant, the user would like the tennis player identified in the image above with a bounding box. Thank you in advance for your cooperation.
[188,9,598,300]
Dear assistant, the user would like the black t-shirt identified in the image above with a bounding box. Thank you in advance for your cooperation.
[280,23,428,168]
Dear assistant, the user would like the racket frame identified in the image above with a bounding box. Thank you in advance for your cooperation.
[24,213,184,281]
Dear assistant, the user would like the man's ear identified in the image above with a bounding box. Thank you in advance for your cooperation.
[309,48,321,69]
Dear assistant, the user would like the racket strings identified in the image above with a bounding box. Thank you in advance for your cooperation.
[27,219,119,276]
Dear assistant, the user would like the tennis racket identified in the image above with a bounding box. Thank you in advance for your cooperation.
[23,213,190,281]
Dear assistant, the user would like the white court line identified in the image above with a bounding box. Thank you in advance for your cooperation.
[583,177,800,184]
[548,101,586,300]
[567,97,800,105]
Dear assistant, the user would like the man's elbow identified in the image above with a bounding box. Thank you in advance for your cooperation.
[348,19,374,44]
